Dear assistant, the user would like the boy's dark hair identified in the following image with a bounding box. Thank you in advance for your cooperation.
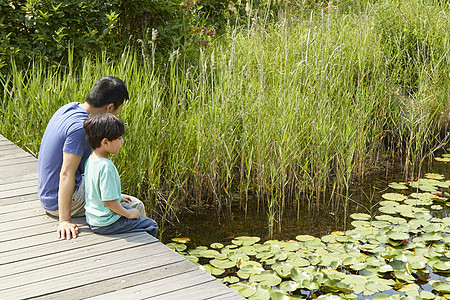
[84,113,125,149]
[85,76,129,109]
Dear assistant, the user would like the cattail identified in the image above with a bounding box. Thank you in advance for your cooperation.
[152,28,158,42]
[245,2,250,16]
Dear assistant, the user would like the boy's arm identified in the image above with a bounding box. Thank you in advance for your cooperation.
[103,200,140,219]
[57,152,81,240]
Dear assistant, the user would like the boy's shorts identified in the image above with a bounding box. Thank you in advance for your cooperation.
[45,178,147,218]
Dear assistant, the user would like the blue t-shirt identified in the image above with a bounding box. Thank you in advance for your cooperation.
[37,102,91,211]
[84,157,122,226]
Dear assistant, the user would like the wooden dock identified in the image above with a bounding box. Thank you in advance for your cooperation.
[0,134,242,299]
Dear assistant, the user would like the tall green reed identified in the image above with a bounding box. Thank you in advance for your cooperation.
[1,0,449,236]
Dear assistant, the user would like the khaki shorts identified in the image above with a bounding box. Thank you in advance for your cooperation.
[45,178,147,218]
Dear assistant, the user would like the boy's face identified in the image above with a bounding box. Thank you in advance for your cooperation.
[105,136,124,154]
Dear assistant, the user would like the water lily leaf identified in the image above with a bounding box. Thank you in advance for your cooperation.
[377,264,393,273]
[256,251,274,260]
[198,249,223,259]
[228,252,250,262]
[166,242,187,252]
[307,253,321,265]
[379,206,398,215]
[350,213,371,220]
[388,182,409,190]
[291,267,313,282]
[386,231,409,240]
[433,260,450,272]
[431,204,443,210]
[210,242,224,249]
[393,270,415,282]
[295,234,316,242]
[250,270,282,286]
[240,245,258,256]
[435,156,450,162]
[382,193,408,201]
[232,236,261,246]
[220,275,239,284]
[424,173,445,180]
[279,280,300,292]
[210,258,236,269]
[432,281,450,293]
[200,264,225,276]
[248,284,270,300]
[419,290,436,299]
[229,282,257,298]
[422,232,442,242]
[288,255,310,267]
[321,234,338,243]
[272,262,293,278]
[365,279,392,293]
[351,220,371,228]
[184,255,199,264]
[236,262,263,278]
[269,290,293,300]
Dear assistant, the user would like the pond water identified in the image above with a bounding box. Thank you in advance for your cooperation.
[160,157,450,248]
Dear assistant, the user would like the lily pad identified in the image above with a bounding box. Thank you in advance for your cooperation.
[249,270,282,286]
[388,182,409,190]
[350,213,371,220]
[424,173,445,180]
[232,236,261,246]
[382,193,408,201]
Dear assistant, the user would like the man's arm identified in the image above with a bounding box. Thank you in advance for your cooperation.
[57,151,82,240]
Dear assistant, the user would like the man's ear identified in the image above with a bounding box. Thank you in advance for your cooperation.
[105,103,115,113]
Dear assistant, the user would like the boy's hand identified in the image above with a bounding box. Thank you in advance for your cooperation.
[57,221,79,239]
[126,208,140,219]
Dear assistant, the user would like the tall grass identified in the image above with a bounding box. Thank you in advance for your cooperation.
[1,0,449,235]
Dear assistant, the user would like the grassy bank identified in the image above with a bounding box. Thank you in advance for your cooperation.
[1,0,449,234]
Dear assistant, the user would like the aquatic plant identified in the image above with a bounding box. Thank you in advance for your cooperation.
[169,169,450,299]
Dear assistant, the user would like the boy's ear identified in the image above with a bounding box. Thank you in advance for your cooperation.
[100,137,109,146]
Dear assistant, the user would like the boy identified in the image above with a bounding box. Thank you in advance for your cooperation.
[83,113,158,237]
[38,76,146,240]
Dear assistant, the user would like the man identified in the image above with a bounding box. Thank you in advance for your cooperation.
[38,76,145,240]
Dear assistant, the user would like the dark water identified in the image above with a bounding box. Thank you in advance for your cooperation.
[160,157,450,247]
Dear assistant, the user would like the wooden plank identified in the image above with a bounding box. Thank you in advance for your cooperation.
[37,260,201,299]
[0,213,55,233]
[0,193,40,205]
[0,173,38,186]
[86,268,240,300]
[0,161,37,180]
[0,149,31,161]
[0,155,37,167]
[0,205,46,223]
[0,185,38,200]
[0,228,144,265]
[0,197,41,215]
[0,238,187,298]
[1,232,158,278]
[0,223,90,254]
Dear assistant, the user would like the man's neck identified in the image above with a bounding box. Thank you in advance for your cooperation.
[79,103,108,115]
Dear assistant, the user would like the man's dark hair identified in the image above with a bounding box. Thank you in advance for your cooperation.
[84,113,125,149]
[85,76,129,109]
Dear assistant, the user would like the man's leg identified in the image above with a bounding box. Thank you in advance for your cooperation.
[120,194,147,217]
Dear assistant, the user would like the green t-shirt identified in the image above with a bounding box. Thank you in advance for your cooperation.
[84,156,122,226]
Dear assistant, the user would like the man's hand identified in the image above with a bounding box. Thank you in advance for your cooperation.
[57,221,79,240]
[121,195,132,203]
[125,208,140,220]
